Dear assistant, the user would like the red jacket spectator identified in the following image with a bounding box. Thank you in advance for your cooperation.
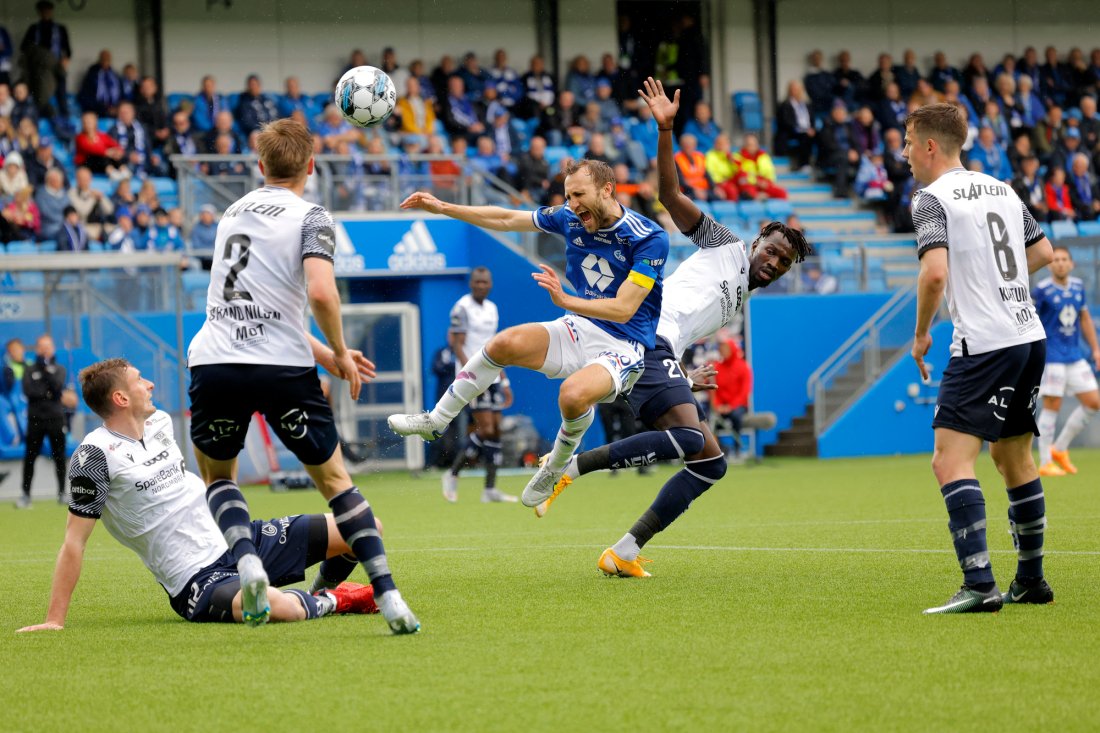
[712,339,751,413]
[1045,170,1075,220]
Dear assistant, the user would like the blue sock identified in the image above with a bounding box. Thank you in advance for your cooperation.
[329,487,396,597]
[1007,478,1046,581]
[603,427,705,472]
[482,438,502,489]
[941,479,994,587]
[285,589,331,619]
[313,553,358,591]
[206,479,257,558]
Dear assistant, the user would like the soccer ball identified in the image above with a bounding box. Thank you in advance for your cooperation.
[335,65,397,128]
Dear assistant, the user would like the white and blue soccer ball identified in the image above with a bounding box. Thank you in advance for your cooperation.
[335,65,397,128]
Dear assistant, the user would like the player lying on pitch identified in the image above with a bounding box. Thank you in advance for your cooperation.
[17,355,383,631]
[535,78,811,578]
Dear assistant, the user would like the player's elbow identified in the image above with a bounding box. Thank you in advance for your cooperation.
[920,264,948,289]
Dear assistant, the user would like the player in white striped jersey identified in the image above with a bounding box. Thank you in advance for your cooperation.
[534,78,810,578]
[905,103,1055,614]
[186,119,418,633]
[16,359,384,632]
[443,267,517,503]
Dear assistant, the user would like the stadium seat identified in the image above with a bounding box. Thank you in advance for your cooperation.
[167,92,192,111]
[37,118,53,137]
[732,91,763,132]
[709,200,739,217]
[544,145,571,167]
[97,117,114,133]
[6,240,36,254]
[764,199,794,219]
[37,240,58,253]
[1052,220,1078,239]
[89,176,114,197]
[1040,222,1054,241]
[738,200,767,221]
[1075,220,1100,237]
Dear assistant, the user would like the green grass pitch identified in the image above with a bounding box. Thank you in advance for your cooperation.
[3,452,1099,732]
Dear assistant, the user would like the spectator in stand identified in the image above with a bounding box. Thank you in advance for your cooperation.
[393,76,435,141]
[2,185,40,242]
[135,76,170,146]
[1051,126,1084,173]
[1088,48,1100,93]
[710,338,751,461]
[992,74,1024,132]
[1045,166,1075,221]
[441,75,485,146]
[929,51,961,93]
[2,338,26,396]
[1008,133,1035,175]
[909,78,942,108]
[583,132,617,167]
[776,79,815,171]
[1018,46,1042,88]
[855,151,891,209]
[704,133,740,201]
[866,53,896,103]
[0,25,11,88]
[14,116,38,156]
[203,134,245,176]
[882,127,913,230]
[11,81,37,128]
[565,54,597,104]
[457,52,490,100]
[673,133,714,201]
[111,176,136,217]
[78,49,121,118]
[962,52,990,92]
[191,74,226,133]
[190,204,218,250]
[520,55,556,120]
[26,137,64,187]
[111,101,149,177]
[980,99,1011,147]
[943,78,975,121]
[818,102,857,197]
[57,206,87,251]
[734,133,787,200]
[682,100,720,153]
[118,63,139,103]
[579,100,608,137]
[1078,95,1100,153]
[630,101,659,163]
[406,59,434,102]
[380,47,409,102]
[833,50,864,109]
[1016,75,1044,130]
[992,53,1018,83]
[20,0,70,117]
[1033,105,1065,163]
[1069,153,1100,221]
[1067,47,1091,101]
[0,83,12,118]
[342,48,367,77]
[536,89,582,146]
[315,104,360,153]
[487,49,521,109]
[969,125,1012,182]
[427,134,463,199]
[202,110,244,154]
[876,81,909,132]
[894,49,923,99]
[593,78,621,128]
[429,54,456,103]
[34,168,66,241]
[135,178,160,211]
[488,106,521,160]
[0,116,15,158]
[1013,155,1049,222]
[803,49,835,122]
[106,211,136,252]
[477,85,507,129]
[277,76,308,119]
[150,206,184,251]
[0,149,29,199]
[68,166,113,239]
[849,105,882,157]
[163,110,199,178]
[235,74,279,137]
[514,134,551,204]
[597,52,634,110]
[1040,46,1070,108]
[802,262,839,294]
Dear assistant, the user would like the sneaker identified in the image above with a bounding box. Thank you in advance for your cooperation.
[1039,461,1067,477]
[535,473,572,518]
[922,585,1003,615]
[1050,448,1078,475]
[377,590,420,634]
[1001,578,1055,605]
[442,473,458,503]
[482,488,518,503]
[236,554,271,627]
[329,582,379,614]
[387,412,446,441]
[15,495,31,510]
[521,462,565,507]
[597,548,652,578]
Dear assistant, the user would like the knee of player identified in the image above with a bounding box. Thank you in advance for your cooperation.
[691,453,728,483]
[557,382,593,415]
[485,330,521,363]
[669,426,706,457]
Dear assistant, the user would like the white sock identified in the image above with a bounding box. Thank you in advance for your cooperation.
[612,533,640,561]
[1037,409,1058,464]
[546,408,594,471]
[313,589,337,617]
[1054,405,1098,451]
[563,454,580,479]
[431,348,504,423]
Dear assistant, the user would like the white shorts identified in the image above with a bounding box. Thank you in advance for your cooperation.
[537,315,645,402]
[1039,359,1100,398]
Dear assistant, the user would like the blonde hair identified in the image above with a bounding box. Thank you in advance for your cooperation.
[255,118,313,180]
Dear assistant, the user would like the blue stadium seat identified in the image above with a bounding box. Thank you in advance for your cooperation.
[1052,220,1078,239]
[1075,220,1100,237]
[89,176,114,196]
[6,240,36,254]
[97,117,114,133]
[544,145,570,167]
[732,91,763,132]
[709,200,739,217]
[37,240,58,252]
[764,199,794,219]
[37,118,53,137]
[717,215,749,236]
[167,92,192,112]
[738,200,767,221]
[693,200,711,216]
[1040,222,1054,241]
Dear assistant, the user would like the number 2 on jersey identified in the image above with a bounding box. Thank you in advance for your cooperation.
[987,212,1017,281]
[663,358,686,381]
[222,234,253,301]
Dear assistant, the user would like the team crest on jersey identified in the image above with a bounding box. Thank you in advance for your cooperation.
[153,430,171,447]
[261,523,278,537]
[581,254,615,291]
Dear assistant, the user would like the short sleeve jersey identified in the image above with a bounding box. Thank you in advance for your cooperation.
[67,411,227,596]
[658,214,751,356]
[187,185,337,368]
[912,168,1045,357]
[1032,276,1089,364]
[532,204,668,349]
[449,293,500,378]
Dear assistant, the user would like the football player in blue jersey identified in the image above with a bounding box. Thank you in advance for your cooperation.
[390,159,669,504]
[1033,246,1100,477]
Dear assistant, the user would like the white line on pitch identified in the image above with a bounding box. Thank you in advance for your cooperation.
[391,544,1100,556]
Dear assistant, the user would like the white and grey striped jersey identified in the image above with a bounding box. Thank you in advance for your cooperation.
[68,411,227,597]
[913,168,1045,357]
[657,213,750,356]
[188,185,337,368]
[449,294,500,377]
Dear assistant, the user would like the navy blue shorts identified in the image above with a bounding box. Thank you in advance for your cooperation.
[169,514,329,623]
[469,382,506,412]
[626,337,704,429]
[934,340,1046,442]
[190,364,340,465]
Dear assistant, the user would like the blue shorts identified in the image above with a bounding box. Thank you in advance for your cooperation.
[169,514,329,623]
[933,340,1046,442]
[189,364,340,465]
[626,336,704,429]
[469,382,506,412]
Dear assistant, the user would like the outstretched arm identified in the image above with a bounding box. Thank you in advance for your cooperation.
[17,514,97,632]
[401,191,539,232]
[639,77,703,233]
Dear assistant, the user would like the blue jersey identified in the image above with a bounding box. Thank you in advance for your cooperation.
[1032,276,1089,364]
[532,204,668,348]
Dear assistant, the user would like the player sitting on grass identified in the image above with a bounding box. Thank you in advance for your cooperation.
[389,159,669,505]
[17,358,381,632]
[533,78,810,578]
